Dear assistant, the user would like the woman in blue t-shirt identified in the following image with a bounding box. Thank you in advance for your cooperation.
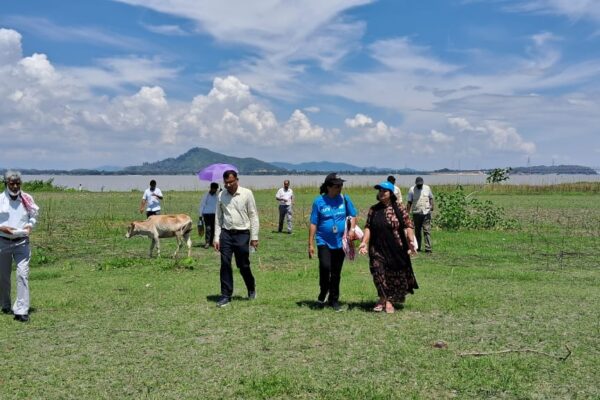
[308,173,358,311]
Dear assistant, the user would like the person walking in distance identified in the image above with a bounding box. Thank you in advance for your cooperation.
[199,182,219,249]
[0,170,40,323]
[407,177,434,253]
[275,179,294,234]
[214,171,259,307]
[140,179,163,217]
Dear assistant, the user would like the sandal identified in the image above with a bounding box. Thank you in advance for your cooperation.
[373,302,384,312]
[385,301,395,314]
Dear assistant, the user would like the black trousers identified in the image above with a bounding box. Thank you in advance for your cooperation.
[202,213,216,245]
[219,230,255,298]
[146,210,160,218]
[317,246,345,303]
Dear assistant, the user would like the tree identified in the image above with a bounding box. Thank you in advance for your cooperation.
[486,167,511,184]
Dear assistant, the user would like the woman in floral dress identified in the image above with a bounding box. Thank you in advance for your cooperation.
[359,181,418,313]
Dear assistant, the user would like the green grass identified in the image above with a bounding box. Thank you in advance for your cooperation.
[1,186,599,399]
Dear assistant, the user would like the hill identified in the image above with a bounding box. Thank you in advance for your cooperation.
[271,161,418,174]
[120,147,286,175]
[511,165,597,175]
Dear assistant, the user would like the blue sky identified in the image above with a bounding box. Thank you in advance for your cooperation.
[1,0,599,170]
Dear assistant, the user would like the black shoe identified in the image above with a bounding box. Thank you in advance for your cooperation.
[1,308,12,315]
[425,249,432,253]
[216,297,231,307]
[248,290,256,300]
[14,314,29,322]
[315,300,326,309]
[330,302,343,312]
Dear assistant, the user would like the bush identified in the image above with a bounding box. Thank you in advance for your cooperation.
[436,186,517,230]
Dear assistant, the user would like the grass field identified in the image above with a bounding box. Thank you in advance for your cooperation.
[1,184,599,399]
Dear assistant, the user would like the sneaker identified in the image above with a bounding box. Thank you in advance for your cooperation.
[330,302,343,312]
[216,297,231,307]
[315,300,326,309]
[248,290,256,300]
[1,308,12,315]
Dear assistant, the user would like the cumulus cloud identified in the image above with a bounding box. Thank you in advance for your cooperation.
[0,31,335,168]
[0,28,22,65]
[345,113,373,128]
[447,116,535,154]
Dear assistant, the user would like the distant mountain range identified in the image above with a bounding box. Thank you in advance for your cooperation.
[271,161,418,173]
[2,147,597,175]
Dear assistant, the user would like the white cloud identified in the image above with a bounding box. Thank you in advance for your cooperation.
[0,29,339,168]
[447,116,535,154]
[503,0,600,23]
[0,28,22,65]
[111,0,372,98]
[3,16,149,50]
[370,38,459,74]
[63,56,180,91]
[345,113,373,128]
[303,106,320,113]
[141,23,188,36]
[430,129,454,144]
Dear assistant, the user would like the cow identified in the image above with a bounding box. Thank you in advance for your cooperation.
[125,214,193,258]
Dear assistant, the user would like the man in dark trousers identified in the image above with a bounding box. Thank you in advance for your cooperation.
[213,170,259,307]
[407,177,434,253]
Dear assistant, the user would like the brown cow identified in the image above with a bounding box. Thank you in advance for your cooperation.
[125,214,192,258]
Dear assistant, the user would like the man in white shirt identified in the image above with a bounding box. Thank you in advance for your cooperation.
[140,179,163,217]
[214,170,259,307]
[0,170,39,322]
[199,182,219,249]
[407,177,434,253]
[387,175,402,203]
[275,179,294,234]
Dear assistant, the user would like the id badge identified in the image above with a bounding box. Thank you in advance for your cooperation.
[332,225,338,234]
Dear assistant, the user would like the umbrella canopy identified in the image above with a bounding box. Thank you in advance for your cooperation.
[197,163,238,182]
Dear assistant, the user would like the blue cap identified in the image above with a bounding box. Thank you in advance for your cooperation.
[374,181,395,192]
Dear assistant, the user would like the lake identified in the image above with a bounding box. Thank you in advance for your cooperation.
[21,174,600,192]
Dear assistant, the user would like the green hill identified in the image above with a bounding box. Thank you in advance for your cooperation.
[120,147,287,175]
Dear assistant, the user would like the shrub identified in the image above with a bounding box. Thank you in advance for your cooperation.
[436,186,517,230]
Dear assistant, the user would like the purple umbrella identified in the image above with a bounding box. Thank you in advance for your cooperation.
[197,163,238,182]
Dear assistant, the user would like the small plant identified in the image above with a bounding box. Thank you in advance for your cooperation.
[31,247,56,266]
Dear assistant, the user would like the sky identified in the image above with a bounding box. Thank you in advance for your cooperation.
[1,0,599,171]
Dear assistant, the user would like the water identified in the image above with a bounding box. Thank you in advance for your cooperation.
[21,174,600,192]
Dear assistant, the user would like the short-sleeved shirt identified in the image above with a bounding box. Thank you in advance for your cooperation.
[142,188,163,212]
[276,187,294,206]
[310,194,357,249]
[407,185,433,215]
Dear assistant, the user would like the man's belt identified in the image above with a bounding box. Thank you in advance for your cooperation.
[0,236,26,242]
[223,229,250,235]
